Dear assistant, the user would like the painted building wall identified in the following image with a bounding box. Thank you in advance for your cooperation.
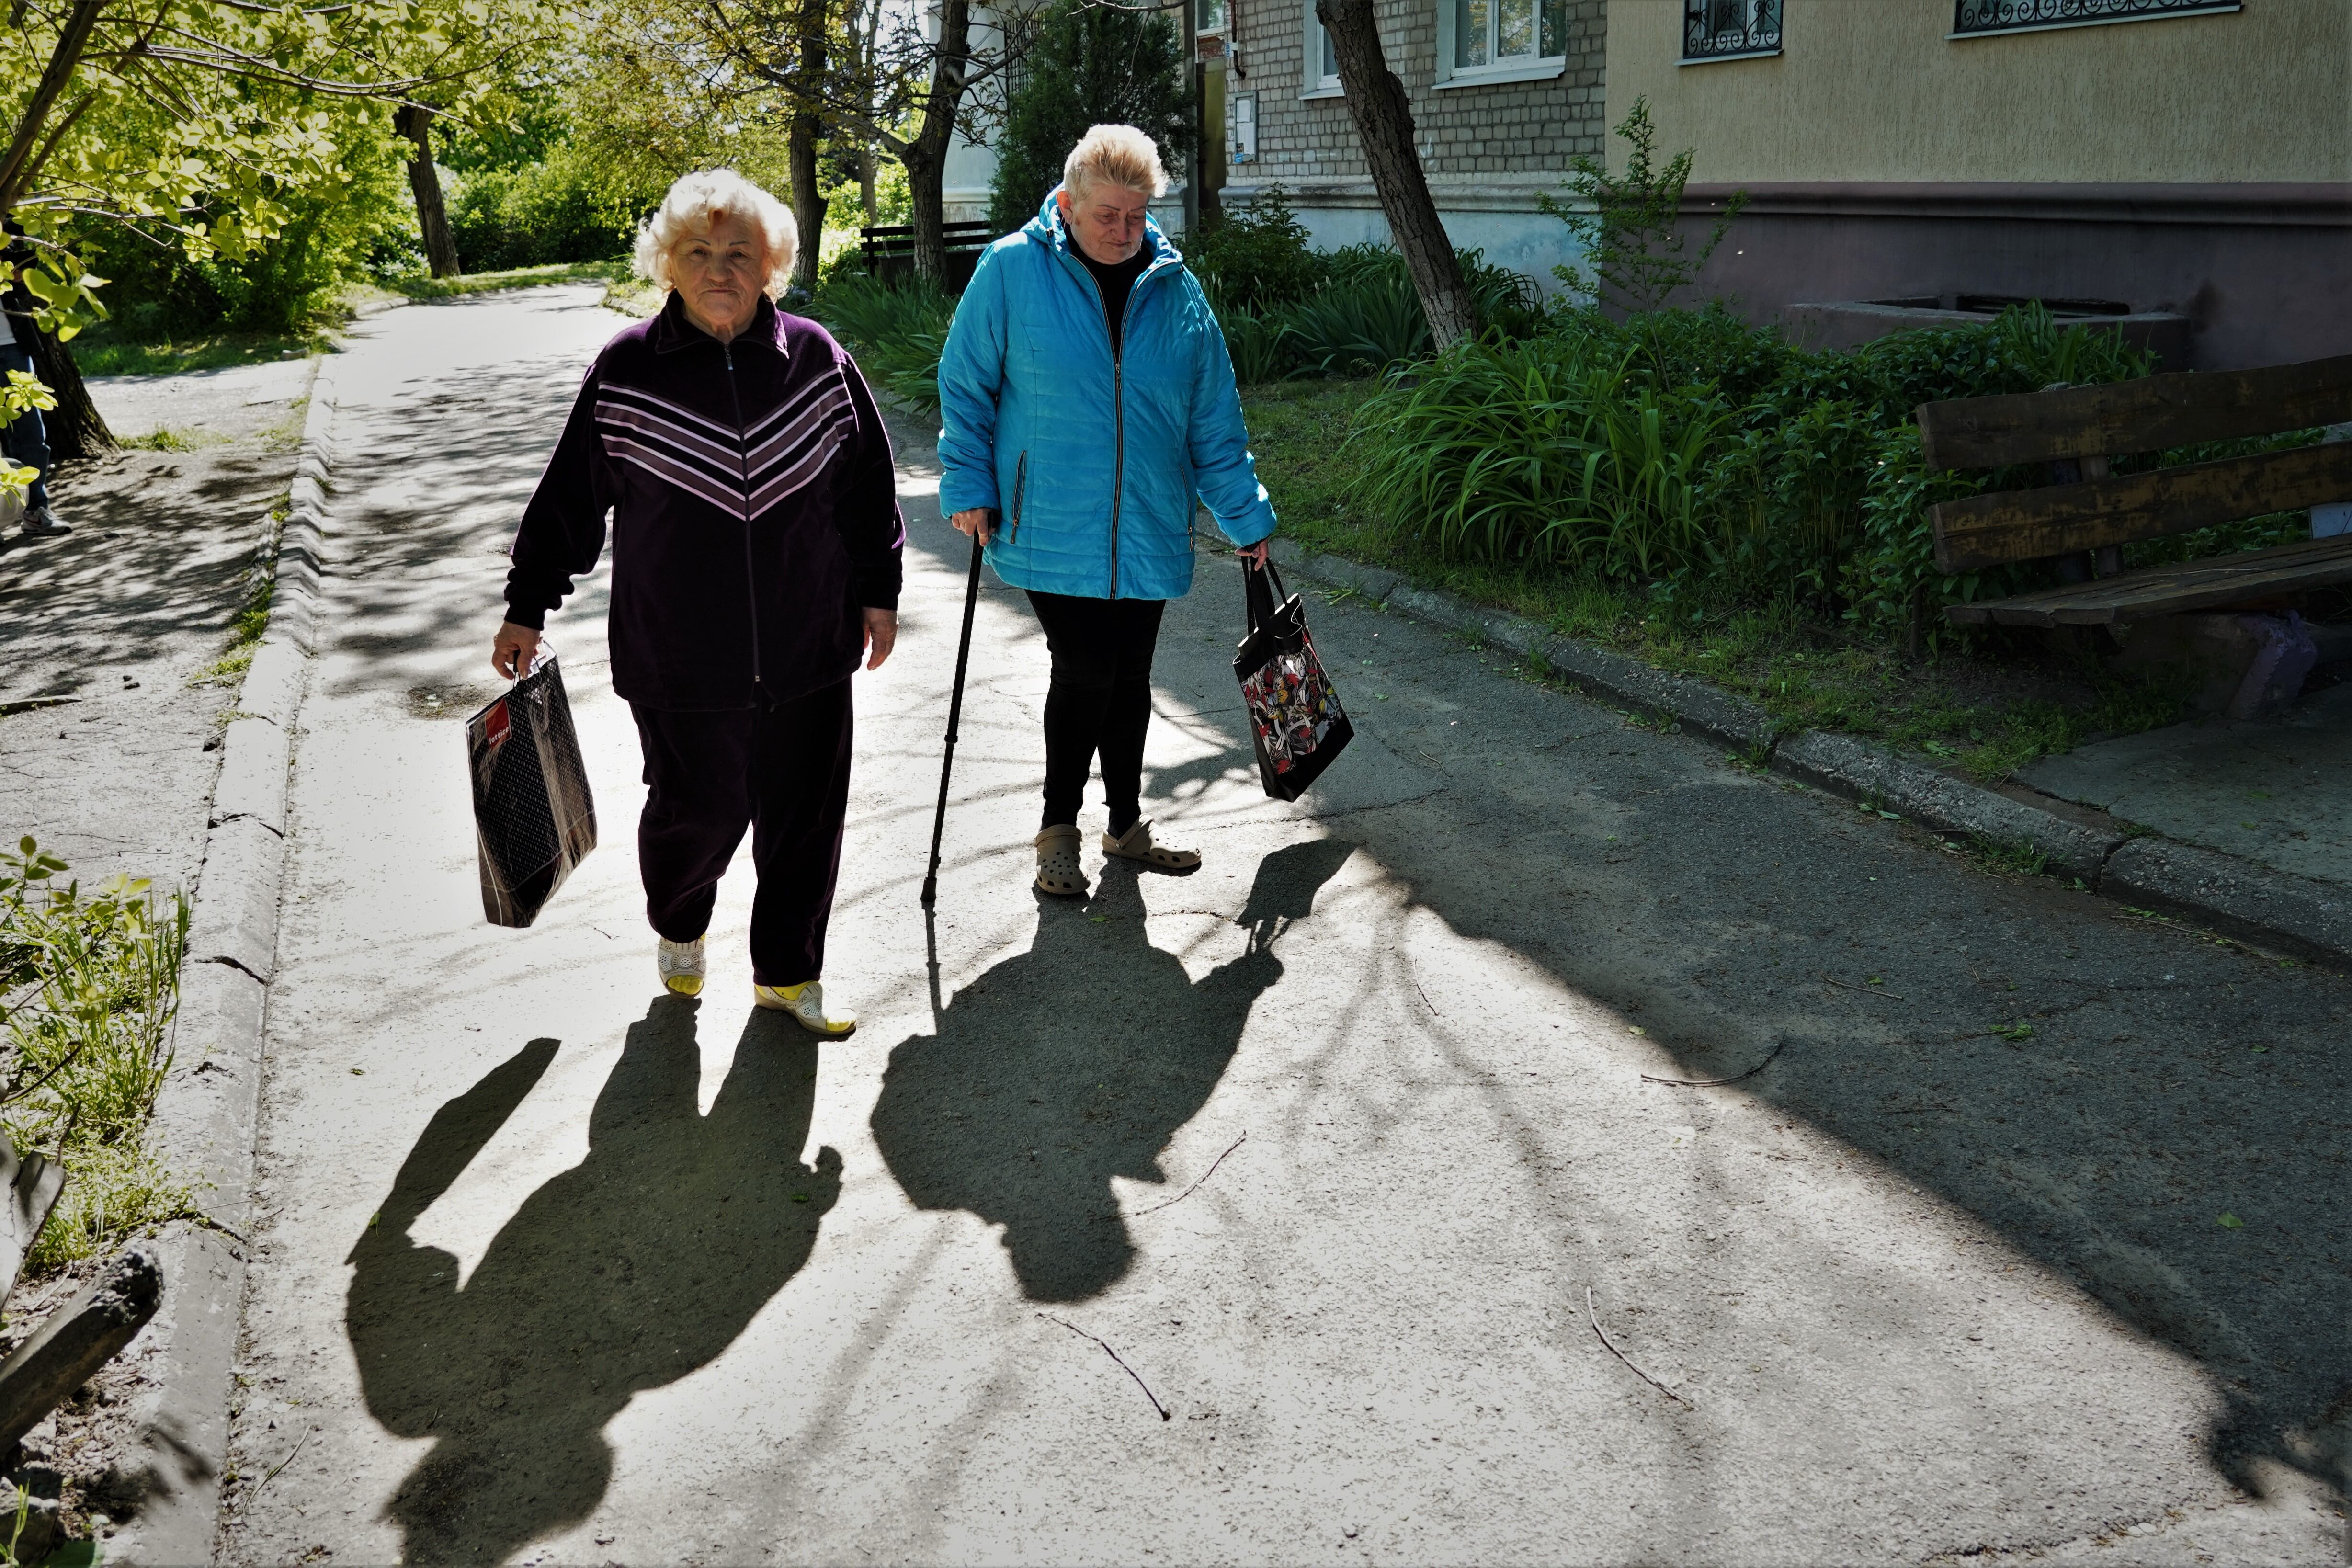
[1607,0,2352,183]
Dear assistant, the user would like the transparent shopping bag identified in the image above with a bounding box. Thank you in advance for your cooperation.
[467,652,597,927]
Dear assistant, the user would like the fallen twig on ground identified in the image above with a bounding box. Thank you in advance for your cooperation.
[1415,981,1440,1016]
[1586,1286,1690,1408]
[1038,1314,1170,1420]
[249,1424,314,1504]
[1640,1038,1786,1088]
[1820,973,1906,1001]
[1114,1131,1248,1221]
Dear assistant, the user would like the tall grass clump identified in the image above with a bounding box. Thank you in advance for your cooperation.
[0,838,192,1272]
[810,273,958,414]
[1345,301,2161,634]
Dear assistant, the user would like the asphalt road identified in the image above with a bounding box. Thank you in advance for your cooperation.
[221,285,2347,1566]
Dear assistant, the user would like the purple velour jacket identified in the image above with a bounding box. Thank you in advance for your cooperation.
[504,292,906,712]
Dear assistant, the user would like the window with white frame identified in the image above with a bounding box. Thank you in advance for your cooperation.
[1301,0,1341,94]
[1438,0,1567,86]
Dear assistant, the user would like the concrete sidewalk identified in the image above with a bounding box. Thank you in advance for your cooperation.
[213,286,2344,1566]
[2021,684,2352,889]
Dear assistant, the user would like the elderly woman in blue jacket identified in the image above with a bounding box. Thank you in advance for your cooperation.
[938,124,1276,898]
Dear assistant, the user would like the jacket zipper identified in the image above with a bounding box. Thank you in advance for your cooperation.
[722,341,761,688]
[1011,450,1028,543]
[1065,229,1172,599]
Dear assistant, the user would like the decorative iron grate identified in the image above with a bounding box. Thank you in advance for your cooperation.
[1953,0,2239,35]
[1682,0,1781,61]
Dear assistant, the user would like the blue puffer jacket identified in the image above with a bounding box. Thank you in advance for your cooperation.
[937,190,1275,601]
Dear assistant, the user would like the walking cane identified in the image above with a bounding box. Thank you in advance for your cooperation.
[920,518,990,908]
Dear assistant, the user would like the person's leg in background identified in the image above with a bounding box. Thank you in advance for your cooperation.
[631,704,756,996]
[0,341,62,536]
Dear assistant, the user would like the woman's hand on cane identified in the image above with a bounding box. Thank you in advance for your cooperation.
[950,508,993,544]
[491,620,541,679]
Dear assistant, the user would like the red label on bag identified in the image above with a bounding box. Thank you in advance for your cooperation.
[484,698,511,751]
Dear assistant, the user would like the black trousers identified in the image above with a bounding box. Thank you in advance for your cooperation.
[1025,591,1167,834]
[631,679,853,988]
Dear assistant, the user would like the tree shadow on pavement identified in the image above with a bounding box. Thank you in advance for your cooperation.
[344,996,839,1565]
[871,838,1355,1301]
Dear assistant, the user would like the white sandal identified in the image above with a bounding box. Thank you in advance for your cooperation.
[1035,825,1088,897]
[1102,818,1200,872]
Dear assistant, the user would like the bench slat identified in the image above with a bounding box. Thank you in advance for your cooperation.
[1917,354,2352,470]
[1943,533,2352,627]
[1929,441,2352,573]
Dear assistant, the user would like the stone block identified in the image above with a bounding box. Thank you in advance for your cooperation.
[208,716,289,836]
[2102,836,2352,965]
[1772,730,2125,881]
[185,815,287,984]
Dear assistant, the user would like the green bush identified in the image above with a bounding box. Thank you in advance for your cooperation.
[985,0,1192,237]
[449,143,643,273]
[1190,187,1323,312]
[0,837,191,1273]
[1346,301,2166,634]
[810,273,957,413]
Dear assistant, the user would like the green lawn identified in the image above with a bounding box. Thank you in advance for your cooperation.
[374,258,630,301]
[75,330,325,379]
[1241,378,2186,785]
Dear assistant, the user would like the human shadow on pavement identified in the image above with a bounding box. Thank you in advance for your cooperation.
[345,996,839,1565]
[871,838,1353,1302]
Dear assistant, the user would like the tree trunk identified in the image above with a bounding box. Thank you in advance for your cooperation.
[1313,0,1475,349]
[22,320,111,460]
[904,0,973,285]
[394,104,461,279]
[788,113,828,292]
[787,0,830,292]
[904,151,947,284]
[860,146,877,224]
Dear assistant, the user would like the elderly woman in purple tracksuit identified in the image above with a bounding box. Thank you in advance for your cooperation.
[490,169,905,1037]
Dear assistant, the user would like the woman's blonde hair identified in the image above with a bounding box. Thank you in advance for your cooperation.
[1062,125,1170,202]
[633,168,799,299]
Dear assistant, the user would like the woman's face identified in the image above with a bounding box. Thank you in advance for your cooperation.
[671,213,768,341]
[1057,183,1150,265]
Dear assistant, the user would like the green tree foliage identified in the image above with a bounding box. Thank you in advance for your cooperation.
[0,0,568,337]
[1540,97,1746,316]
[983,0,1192,238]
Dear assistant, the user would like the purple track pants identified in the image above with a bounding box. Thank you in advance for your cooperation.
[631,678,853,988]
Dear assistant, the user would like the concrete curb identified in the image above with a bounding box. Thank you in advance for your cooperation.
[1270,540,2352,968]
[109,367,338,1566]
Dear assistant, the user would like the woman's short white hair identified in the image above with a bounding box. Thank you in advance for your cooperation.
[633,168,799,299]
[1062,125,1169,202]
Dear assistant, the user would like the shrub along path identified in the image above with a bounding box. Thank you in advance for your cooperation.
[213,285,2344,1562]
[0,358,310,1534]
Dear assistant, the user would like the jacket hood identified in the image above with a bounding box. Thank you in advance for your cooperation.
[1026,185,1182,269]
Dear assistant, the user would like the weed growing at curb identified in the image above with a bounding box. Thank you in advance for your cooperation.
[193,497,287,687]
[0,838,193,1274]
[121,429,200,452]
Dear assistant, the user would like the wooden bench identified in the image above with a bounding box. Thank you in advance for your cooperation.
[1917,354,2352,628]
[858,220,999,291]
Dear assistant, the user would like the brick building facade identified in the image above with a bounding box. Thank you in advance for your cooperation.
[1221,0,1604,287]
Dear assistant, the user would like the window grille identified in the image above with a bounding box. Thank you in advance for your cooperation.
[1681,0,1781,61]
[1952,0,2238,35]
[1454,0,1568,70]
